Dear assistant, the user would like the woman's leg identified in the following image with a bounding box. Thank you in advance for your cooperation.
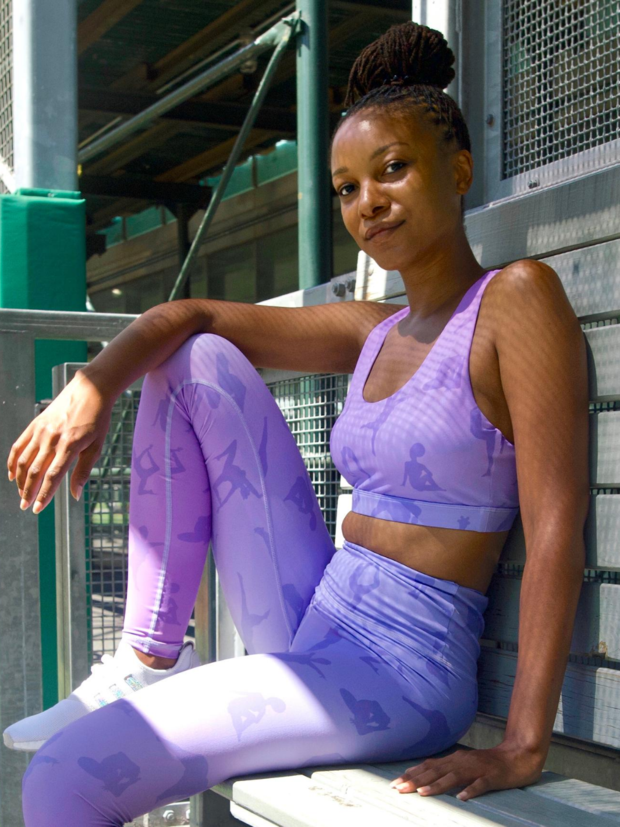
[22,333,481,826]
[122,332,336,658]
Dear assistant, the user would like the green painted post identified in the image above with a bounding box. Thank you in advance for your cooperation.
[0,189,87,711]
[296,0,331,289]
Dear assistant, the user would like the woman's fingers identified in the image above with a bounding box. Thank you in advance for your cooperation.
[390,759,453,793]
[30,447,77,513]
[18,446,57,509]
[13,440,42,498]
[7,422,36,481]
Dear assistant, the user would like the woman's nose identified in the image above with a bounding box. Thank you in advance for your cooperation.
[358,181,389,218]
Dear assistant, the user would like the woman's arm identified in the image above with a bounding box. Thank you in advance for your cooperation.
[8,297,394,514]
[492,259,589,760]
[79,297,395,400]
[390,259,589,800]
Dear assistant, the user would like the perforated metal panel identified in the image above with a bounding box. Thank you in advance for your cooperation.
[0,0,12,192]
[502,0,619,180]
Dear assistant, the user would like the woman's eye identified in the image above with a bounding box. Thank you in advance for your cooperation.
[385,161,405,174]
[338,184,355,197]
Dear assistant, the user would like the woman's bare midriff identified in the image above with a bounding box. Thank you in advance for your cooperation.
[341,510,508,594]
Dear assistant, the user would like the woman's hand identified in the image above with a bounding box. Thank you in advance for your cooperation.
[7,370,115,514]
[388,742,545,801]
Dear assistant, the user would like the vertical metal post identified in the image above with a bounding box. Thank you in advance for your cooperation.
[411,0,460,104]
[0,332,42,826]
[296,0,331,289]
[12,0,78,190]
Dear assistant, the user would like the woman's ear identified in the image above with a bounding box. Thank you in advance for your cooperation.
[454,149,474,196]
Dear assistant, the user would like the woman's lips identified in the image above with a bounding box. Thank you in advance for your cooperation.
[366,221,405,242]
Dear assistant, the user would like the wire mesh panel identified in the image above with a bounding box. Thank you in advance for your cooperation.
[84,389,139,664]
[265,372,350,539]
[502,0,619,179]
[0,0,12,192]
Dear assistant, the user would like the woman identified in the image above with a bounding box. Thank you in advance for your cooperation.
[5,21,588,825]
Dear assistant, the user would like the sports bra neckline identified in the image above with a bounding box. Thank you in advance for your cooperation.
[360,269,495,406]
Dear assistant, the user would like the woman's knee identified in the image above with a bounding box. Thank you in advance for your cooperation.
[151,332,254,391]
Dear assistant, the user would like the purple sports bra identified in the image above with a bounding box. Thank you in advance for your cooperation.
[330,268,519,533]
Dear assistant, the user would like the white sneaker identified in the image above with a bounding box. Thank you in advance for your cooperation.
[3,640,200,752]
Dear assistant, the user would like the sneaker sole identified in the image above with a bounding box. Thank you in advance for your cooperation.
[3,730,45,752]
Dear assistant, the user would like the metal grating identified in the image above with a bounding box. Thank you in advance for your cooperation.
[266,373,350,539]
[0,0,12,192]
[502,0,619,179]
[84,389,138,664]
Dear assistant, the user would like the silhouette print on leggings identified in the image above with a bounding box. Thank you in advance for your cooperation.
[216,352,246,412]
[77,752,141,797]
[258,416,269,475]
[178,515,212,544]
[308,627,344,651]
[212,440,262,508]
[360,655,383,674]
[253,526,271,554]
[169,446,186,476]
[227,691,286,741]
[349,563,381,600]
[279,652,332,679]
[399,695,452,756]
[340,688,391,734]
[283,582,306,627]
[135,445,160,495]
[237,572,270,650]
[155,755,210,803]
[284,476,317,530]
[22,732,63,784]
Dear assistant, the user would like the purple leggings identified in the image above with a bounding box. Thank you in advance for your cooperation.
[22,333,488,826]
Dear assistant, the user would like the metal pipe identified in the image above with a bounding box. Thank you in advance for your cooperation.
[79,13,300,165]
[167,15,299,302]
[13,0,79,190]
[296,0,331,289]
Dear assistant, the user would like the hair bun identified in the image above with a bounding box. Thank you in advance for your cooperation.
[345,21,455,106]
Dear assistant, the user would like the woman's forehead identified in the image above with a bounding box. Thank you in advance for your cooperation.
[331,111,433,167]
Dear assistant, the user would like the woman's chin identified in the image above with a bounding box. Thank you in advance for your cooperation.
[364,252,406,273]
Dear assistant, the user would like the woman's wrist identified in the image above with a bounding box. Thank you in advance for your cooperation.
[495,736,548,769]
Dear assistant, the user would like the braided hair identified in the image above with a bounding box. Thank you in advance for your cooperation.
[333,21,471,165]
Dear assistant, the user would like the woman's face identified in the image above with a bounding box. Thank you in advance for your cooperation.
[330,109,471,273]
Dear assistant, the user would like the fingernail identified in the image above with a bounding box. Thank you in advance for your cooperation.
[8,470,13,481]
[32,501,43,514]
[20,498,29,510]
[395,783,409,790]
[457,792,467,801]
[417,786,431,794]
[74,485,83,502]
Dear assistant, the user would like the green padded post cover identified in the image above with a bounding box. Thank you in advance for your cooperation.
[0,188,87,709]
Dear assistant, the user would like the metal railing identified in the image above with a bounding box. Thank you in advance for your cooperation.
[0,305,349,826]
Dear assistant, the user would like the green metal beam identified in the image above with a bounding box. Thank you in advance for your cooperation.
[296,0,331,289]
